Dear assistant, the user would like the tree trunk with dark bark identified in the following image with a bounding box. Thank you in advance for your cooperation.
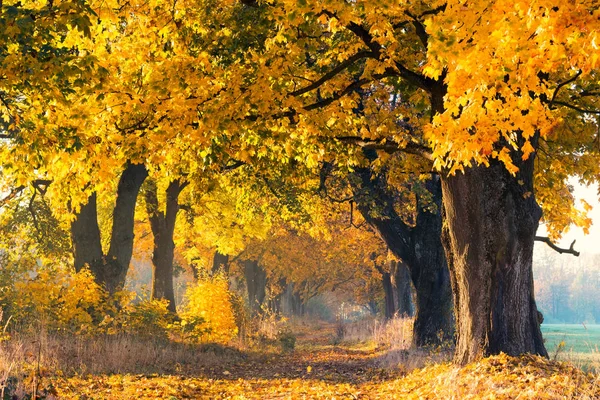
[350,154,454,346]
[211,251,230,276]
[243,259,267,316]
[71,162,148,294]
[410,177,454,346]
[71,192,103,273]
[377,264,396,320]
[145,179,186,313]
[391,260,414,317]
[441,160,547,364]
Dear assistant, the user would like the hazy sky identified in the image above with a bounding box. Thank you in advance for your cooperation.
[537,181,600,255]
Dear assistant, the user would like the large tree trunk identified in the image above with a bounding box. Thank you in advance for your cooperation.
[243,259,267,316]
[441,160,547,364]
[350,154,453,346]
[71,192,103,273]
[70,162,147,294]
[145,179,186,313]
[410,177,454,346]
[391,260,414,317]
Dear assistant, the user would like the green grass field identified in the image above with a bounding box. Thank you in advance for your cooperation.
[541,324,600,371]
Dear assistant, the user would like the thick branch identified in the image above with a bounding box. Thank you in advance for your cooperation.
[404,4,449,48]
[534,236,580,257]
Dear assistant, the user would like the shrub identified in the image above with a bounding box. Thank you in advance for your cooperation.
[178,277,238,344]
[3,266,108,334]
[122,297,173,339]
[277,328,296,352]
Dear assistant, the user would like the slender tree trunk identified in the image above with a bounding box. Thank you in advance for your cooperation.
[268,278,286,314]
[392,260,414,317]
[292,288,304,316]
[377,265,396,320]
[441,159,547,364]
[145,178,186,313]
[71,162,147,294]
[243,259,267,316]
[350,155,453,346]
[367,300,378,316]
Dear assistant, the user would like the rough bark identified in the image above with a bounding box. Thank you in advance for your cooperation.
[410,177,454,345]
[243,259,267,315]
[441,159,547,364]
[350,154,454,346]
[70,162,148,294]
[145,178,186,313]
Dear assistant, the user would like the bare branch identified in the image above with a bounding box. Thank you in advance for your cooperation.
[534,236,580,257]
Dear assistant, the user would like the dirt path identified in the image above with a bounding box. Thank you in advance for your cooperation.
[43,325,600,399]
[53,327,406,399]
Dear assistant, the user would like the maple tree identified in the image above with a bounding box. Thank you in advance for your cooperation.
[2,0,599,368]
[183,0,599,363]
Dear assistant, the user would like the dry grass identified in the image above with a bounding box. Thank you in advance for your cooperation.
[0,331,244,398]
[333,316,412,347]
[334,316,413,348]
[331,316,453,371]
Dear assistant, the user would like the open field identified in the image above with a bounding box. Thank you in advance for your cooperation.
[541,324,600,371]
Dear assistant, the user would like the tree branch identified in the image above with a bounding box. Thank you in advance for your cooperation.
[550,70,582,106]
[321,9,431,91]
[550,100,600,114]
[534,236,580,257]
[289,50,377,97]
[336,136,433,160]
[222,159,246,171]
[303,69,399,111]
[404,4,449,48]
[0,185,25,208]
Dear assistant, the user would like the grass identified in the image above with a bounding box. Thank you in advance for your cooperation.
[0,332,245,397]
[541,324,600,371]
[0,320,598,399]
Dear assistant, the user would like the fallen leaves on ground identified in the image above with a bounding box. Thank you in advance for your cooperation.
[50,346,599,399]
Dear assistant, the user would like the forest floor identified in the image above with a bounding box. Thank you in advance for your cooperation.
[3,321,600,399]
